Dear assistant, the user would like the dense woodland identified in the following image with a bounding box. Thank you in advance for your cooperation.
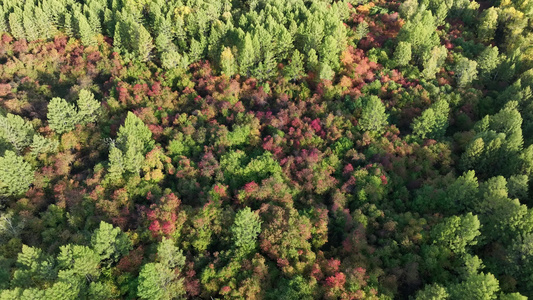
[1,0,533,299]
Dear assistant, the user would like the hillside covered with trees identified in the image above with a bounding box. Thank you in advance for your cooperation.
[1,0,533,299]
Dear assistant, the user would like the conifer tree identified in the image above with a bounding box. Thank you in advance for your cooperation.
[220,47,237,77]
[359,96,389,135]
[76,12,96,47]
[239,33,256,77]
[231,207,262,257]
[76,89,100,125]
[0,114,35,153]
[477,46,500,80]
[47,97,79,134]
[394,41,412,67]
[284,50,305,80]
[478,7,499,42]
[91,221,131,265]
[22,7,40,41]
[412,100,450,139]
[455,57,478,87]
[134,24,154,62]
[0,151,34,197]
[9,10,25,40]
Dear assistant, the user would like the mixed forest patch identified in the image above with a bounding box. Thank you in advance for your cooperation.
[1,0,533,299]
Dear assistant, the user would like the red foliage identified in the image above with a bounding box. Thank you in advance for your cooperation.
[117,246,145,273]
[146,192,181,238]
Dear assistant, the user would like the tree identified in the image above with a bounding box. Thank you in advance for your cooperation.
[56,244,101,283]
[231,207,262,257]
[0,114,35,153]
[284,50,305,80]
[47,97,79,134]
[156,238,185,269]
[8,10,26,40]
[397,9,439,59]
[415,284,448,300]
[220,47,237,77]
[76,89,100,125]
[114,112,153,174]
[448,273,500,300]
[358,96,389,135]
[30,135,58,156]
[134,24,154,62]
[394,41,412,67]
[454,57,478,88]
[477,46,499,80]
[76,12,96,47]
[422,45,447,79]
[412,100,450,139]
[0,151,34,197]
[239,33,256,77]
[430,213,481,254]
[478,7,499,42]
[91,221,131,265]
[500,293,528,300]
[399,0,419,19]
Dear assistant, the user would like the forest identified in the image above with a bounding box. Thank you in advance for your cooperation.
[0,0,533,299]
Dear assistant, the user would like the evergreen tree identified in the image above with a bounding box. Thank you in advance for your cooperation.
[91,221,131,265]
[422,45,447,79]
[477,46,500,80]
[47,97,79,134]
[478,7,499,42]
[9,10,25,40]
[284,50,305,80]
[455,57,478,87]
[76,89,100,125]
[415,284,448,300]
[220,47,237,77]
[0,151,34,197]
[231,207,262,257]
[394,41,412,67]
[430,213,481,253]
[76,12,96,47]
[22,7,39,41]
[412,100,450,139]
[0,114,35,153]
[358,96,389,135]
[239,33,256,77]
[30,135,58,156]
[134,24,154,62]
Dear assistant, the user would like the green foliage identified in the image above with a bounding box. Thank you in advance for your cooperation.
[398,8,439,60]
[448,273,500,300]
[477,46,500,81]
[30,135,58,156]
[91,221,131,265]
[415,284,448,300]
[137,240,186,300]
[358,96,389,135]
[412,100,450,139]
[47,97,79,135]
[0,151,34,197]
[76,89,101,125]
[0,114,35,153]
[284,50,305,80]
[113,112,153,174]
[430,213,481,253]
[422,45,447,79]
[220,47,237,77]
[394,41,412,67]
[454,57,478,88]
[231,207,262,257]
[478,8,499,42]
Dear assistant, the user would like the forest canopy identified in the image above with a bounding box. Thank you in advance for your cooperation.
[1,0,533,299]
